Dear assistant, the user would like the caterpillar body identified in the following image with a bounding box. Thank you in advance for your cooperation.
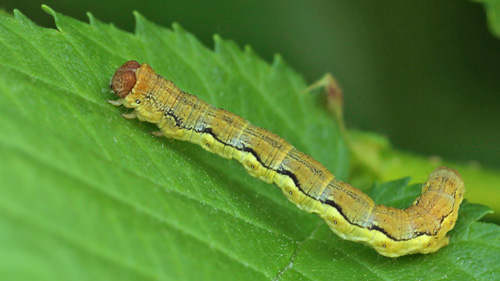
[109,60,465,257]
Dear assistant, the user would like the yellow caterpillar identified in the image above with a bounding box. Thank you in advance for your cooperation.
[109,60,465,257]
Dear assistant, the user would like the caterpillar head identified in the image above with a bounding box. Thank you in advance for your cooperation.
[111,60,141,98]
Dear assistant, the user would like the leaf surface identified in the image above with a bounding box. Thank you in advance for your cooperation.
[0,6,498,280]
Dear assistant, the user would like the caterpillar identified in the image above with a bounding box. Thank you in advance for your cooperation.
[109,60,465,257]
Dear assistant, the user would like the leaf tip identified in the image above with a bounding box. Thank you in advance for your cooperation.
[132,10,154,35]
[86,12,97,26]
[12,9,24,19]
[212,34,222,52]
[244,45,254,55]
[132,10,143,20]
[12,9,34,25]
[133,10,151,26]
[41,4,55,17]
[172,22,185,33]
[272,53,284,67]
[41,4,64,32]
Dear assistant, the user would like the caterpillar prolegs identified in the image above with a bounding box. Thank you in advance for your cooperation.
[109,60,465,257]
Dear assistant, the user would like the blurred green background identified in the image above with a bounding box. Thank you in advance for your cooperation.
[3,0,500,169]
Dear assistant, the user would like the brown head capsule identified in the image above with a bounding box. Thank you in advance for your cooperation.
[111,60,141,98]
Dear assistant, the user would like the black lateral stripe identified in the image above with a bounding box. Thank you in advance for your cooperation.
[162,109,455,242]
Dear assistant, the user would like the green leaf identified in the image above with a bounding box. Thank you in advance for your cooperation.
[0,6,499,280]
[474,0,500,37]
[347,130,500,222]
